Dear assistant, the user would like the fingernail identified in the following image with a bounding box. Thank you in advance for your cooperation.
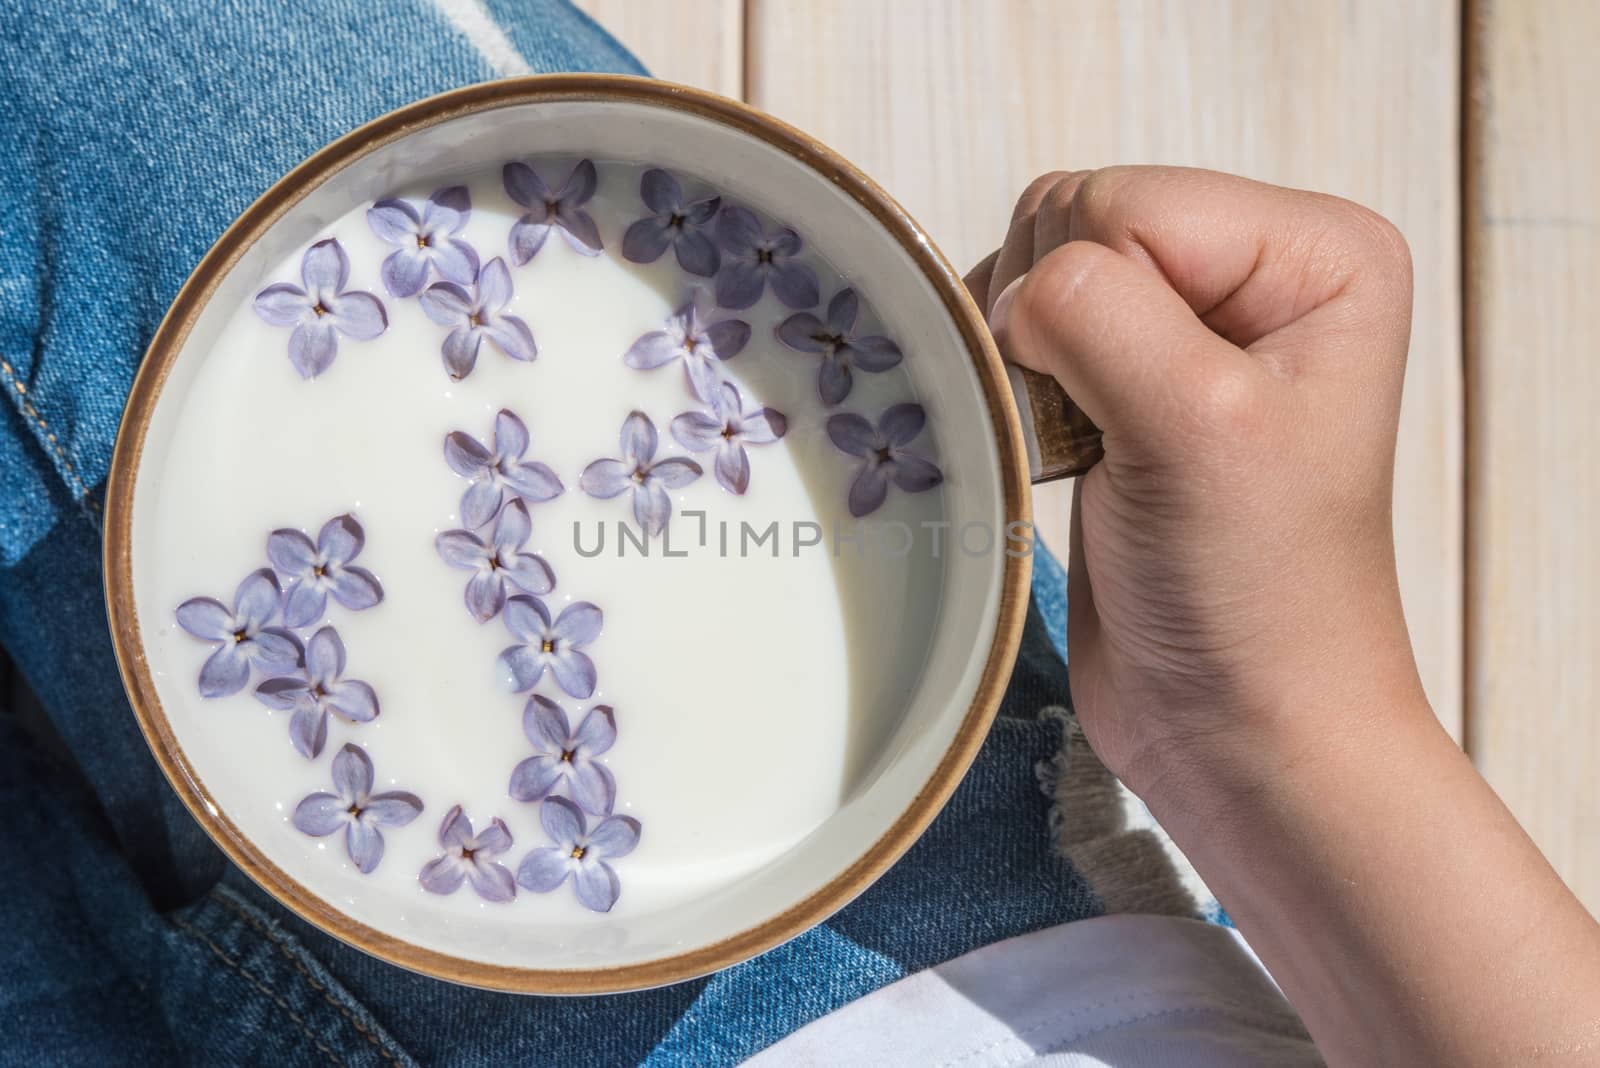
[989,276,1024,348]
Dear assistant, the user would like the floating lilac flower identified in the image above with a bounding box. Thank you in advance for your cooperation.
[253,626,379,759]
[777,287,904,406]
[714,205,820,310]
[508,696,617,814]
[444,409,565,529]
[267,514,384,629]
[419,258,537,380]
[435,499,556,622]
[579,411,703,536]
[176,570,302,698]
[253,239,387,379]
[419,805,516,902]
[498,596,603,699]
[671,382,787,495]
[504,158,603,261]
[366,186,479,298]
[621,168,721,276]
[292,744,421,874]
[826,403,944,517]
[622,294,750,401]
[516,796,639,913]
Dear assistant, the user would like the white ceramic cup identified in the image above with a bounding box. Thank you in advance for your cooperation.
[106,76,1092,993]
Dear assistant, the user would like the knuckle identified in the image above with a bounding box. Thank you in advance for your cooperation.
[1352,208,1413,279]
[1321,197,1414,279]
[1057,167,1167,248]
[1015,171,1075,221]
[1072,167,1140,218]
[1041,173,1084,217]
[1187,362,1261,435]
[1034,171,1097,249]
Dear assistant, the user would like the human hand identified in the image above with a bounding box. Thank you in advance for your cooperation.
[968,167,1600,1067]
[966,166,1426,805]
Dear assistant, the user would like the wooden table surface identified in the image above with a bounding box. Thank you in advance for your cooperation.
[575,0,1599,913]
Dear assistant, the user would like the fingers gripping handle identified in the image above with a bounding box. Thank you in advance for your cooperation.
[1005,364,1104,481]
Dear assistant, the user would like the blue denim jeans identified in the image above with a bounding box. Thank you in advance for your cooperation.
[0,2,1098,1063]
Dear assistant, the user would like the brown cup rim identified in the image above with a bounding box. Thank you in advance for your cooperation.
[102,73,1033,994]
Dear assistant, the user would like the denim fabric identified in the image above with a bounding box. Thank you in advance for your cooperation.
[0,2,1099,1063]
[0,0,643,567]
[1031,528,1071,663]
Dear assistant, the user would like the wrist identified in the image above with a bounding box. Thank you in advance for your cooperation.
[1126,669,1439,837]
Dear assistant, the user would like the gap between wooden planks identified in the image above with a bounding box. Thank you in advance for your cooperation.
[1465,0,1600,913]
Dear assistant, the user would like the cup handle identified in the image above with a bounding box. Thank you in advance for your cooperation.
[1005,364,1104,482]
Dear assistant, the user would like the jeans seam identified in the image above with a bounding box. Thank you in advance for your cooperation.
[0,357,98,511]
[212,887,407,1067]
[169,913,348,1068]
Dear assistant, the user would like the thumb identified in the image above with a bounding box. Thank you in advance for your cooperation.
[990,240,1257,447]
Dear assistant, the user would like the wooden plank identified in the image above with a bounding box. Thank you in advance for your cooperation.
[747,0,1464,738]
[573,0,744,97]
[1466,0,1600,911]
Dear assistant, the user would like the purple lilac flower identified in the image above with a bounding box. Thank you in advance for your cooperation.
[176,570,302,698]
[444,409,565,529]
[419,258,537,380]
[498,596,603,699]
[670,381,787,495]
[434,499,556,623]
[253,239,387,379]
[508,696,617,814]
[503,159,603,262]
[366,186,479,298]
[579,411,703,536]
[516,796,639,913]
[621,168,721,276]
[826,403,944,517]
[622,293,751,402]
[419,805,516,902]
[777,288,904,406]
[714,205,820,310]
[253,626,379,759]
[267,514,384,629]
[292,744,421,874]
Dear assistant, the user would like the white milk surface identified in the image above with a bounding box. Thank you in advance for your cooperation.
[133,161,949,952]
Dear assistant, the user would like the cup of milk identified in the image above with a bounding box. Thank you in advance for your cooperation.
[104,75,1094,993]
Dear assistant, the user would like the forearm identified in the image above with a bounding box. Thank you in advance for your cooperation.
[984,166,1598,1062]
[1146,697,1600,1065]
